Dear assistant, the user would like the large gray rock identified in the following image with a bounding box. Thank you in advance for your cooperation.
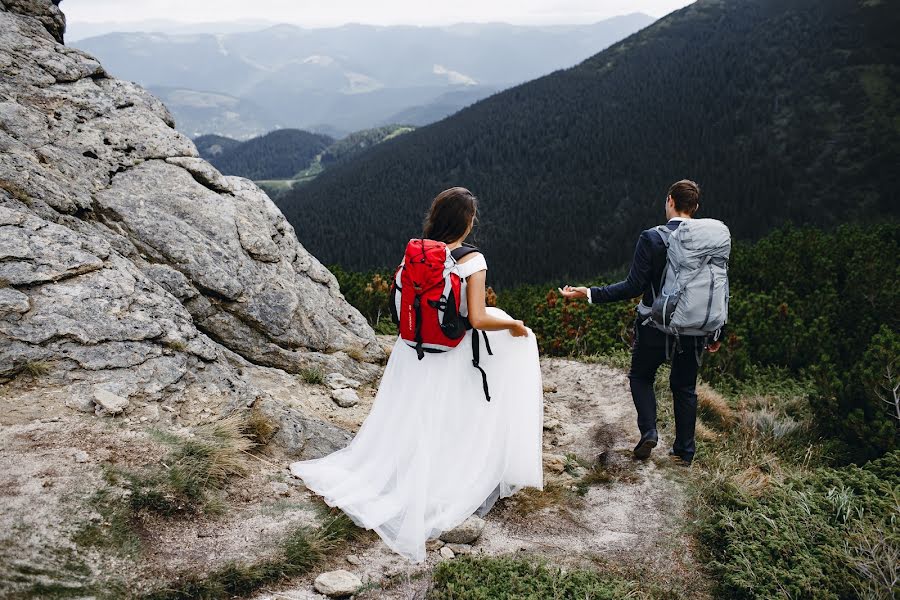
[0,0,66,43]
[0,1,384,424]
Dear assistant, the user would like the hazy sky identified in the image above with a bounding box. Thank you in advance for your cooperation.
[62,0,695,27]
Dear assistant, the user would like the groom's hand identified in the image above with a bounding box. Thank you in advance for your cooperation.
[558,285,589,300]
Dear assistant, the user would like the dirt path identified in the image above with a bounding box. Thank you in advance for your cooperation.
[0,356,705,598]
[252,358,706,599]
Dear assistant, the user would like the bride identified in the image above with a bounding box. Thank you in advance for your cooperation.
[290,187,544,562]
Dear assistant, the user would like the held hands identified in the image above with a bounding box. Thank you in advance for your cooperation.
[558,285,589,300]
[509,320,529,337]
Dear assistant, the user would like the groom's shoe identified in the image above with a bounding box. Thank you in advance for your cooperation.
[668,449,694,466]
[632,429,658,460]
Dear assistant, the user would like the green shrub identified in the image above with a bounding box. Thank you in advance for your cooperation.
[330,265,394,326]
[430,556,637,600]
[696,451,900,600]
[333,224,900,458]
[845,326,900,456]
[495,285,635,357]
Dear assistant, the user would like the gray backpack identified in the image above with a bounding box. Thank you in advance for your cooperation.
[638,218,731,338]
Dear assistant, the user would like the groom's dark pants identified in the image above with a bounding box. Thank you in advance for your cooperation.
[628,322,703,459]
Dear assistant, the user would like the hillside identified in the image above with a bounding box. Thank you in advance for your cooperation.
[194,133,241,158]
[280,0,900,285]
[201,129,334,180]
[196,125,417,199]
[71,16,654,137]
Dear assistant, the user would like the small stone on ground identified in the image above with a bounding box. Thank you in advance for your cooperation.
[331,388,360,408]
[325,373,361,390]
[439,515,485,544]
[93,389,130,415]
[313,570,362,597]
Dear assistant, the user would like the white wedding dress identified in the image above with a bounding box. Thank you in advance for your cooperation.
[290,254,544,562]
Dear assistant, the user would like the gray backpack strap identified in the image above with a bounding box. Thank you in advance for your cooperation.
[655,225,672,246]
[652,226,673,300]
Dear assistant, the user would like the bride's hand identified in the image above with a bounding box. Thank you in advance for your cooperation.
[509,320,529,337]
[558,285,589,300]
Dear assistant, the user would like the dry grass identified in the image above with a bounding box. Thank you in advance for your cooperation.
[576,451,640,495]
[187,414,255,486]
[504,482,581,516]
[695,421,718,442]
[116,414,255,515]
[21,360,51,377]
[163,338,188,352]
[0,178,30,204]
[346,346,367,362]
[696,382,735,429]
[245,407,279,446]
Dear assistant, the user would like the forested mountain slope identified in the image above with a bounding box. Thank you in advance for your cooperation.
[280,0,900,285]
[201,129,334,180]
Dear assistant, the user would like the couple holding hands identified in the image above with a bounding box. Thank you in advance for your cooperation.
[291,180,730,562]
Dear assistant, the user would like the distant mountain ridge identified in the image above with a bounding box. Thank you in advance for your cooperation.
[195,129,333,180]
[195,125,415,191]
[71,15,655,138]
[278,0,900,286]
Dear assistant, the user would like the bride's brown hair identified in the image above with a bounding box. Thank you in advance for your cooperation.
[422,187,478,244]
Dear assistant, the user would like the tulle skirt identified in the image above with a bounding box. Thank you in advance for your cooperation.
[290,308,544,562]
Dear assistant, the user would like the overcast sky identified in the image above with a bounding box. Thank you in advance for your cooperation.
[62,0,695,27]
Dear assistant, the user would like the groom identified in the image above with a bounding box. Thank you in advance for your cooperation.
[560,180,720,465]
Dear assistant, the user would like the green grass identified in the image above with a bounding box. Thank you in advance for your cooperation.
[578,350,632,370]
[2,541,127,599]
[113,415,253,516]
[299,366,325,385]
[430,556,639,600]
[74,414,255,562]
[71,485,143,555]
[141,512,361,600]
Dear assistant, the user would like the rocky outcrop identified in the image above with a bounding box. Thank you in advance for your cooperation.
[0,2,383,448]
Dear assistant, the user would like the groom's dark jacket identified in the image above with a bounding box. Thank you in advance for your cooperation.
[588,218,725,346]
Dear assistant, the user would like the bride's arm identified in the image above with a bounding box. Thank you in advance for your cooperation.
[465,270,528,337]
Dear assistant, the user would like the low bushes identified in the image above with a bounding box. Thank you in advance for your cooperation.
[696,451,899,600]
[430,556,637,600]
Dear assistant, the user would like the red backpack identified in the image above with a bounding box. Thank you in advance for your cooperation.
[389,239,493,401]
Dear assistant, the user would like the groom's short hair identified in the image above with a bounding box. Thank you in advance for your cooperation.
[668,180,700,215]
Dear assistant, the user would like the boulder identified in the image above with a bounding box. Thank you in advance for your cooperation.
[439,515,486,544]
[331,388,360,408]
[0,1,385,429]
[313,570,362,597]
